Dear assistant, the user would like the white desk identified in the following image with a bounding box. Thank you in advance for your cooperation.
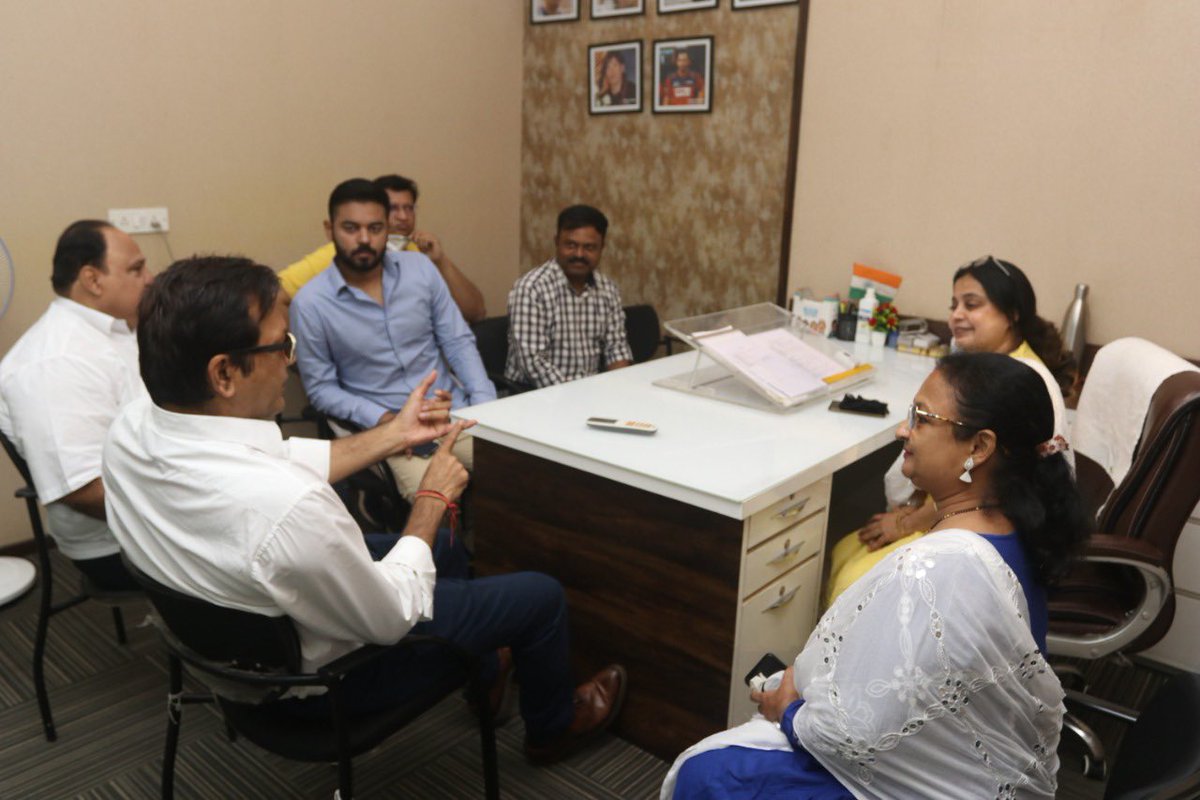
[466,345,934,757]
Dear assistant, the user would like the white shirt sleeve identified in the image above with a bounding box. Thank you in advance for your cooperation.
[5,353,124,502]
[251,487,436,655]
[282,436,332,481]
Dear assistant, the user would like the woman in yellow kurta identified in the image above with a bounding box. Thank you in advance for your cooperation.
[824,255,1075,606]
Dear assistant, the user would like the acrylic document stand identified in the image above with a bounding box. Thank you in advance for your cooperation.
[655,303,874,413]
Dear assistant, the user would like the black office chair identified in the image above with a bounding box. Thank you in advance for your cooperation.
[122,554,500,800]
[471,315,532,396]
[623,304,665,364]
[1066,671,1200,799]
[0,429,142,742]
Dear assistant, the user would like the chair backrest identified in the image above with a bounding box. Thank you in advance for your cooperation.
[1059,344,1200,651]
[0,428,35,490]
[471,316,510,380]
[0,428,56,559]
[120,554,301,673]
[624,304,661,364]
[1105,671,1200,800]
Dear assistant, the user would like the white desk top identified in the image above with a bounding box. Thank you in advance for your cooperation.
[463,344,936,520]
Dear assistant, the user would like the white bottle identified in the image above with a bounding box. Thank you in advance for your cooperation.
[856,287,878,342]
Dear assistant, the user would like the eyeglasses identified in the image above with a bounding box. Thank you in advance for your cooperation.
[906,404,974,430]
[228,332,296,364]
[964,254,1011,278]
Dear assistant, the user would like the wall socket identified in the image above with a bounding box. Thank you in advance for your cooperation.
[108,207,170,234]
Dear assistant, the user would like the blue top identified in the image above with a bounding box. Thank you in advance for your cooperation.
[980,532,1048,653]
[290,251,496,428]
[669,532,1048,799]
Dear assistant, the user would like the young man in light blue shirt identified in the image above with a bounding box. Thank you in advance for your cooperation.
[290,178,496,499]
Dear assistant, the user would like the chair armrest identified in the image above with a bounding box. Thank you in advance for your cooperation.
[1046,534,1173,659]
[1082,533,1164,565]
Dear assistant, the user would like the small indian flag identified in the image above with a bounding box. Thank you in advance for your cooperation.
[848,263,902,305]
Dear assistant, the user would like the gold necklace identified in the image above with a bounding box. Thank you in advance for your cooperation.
[932,505,997,529]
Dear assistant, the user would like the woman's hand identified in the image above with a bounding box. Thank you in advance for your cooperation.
[749,666,799,723]
[858,510,908,552]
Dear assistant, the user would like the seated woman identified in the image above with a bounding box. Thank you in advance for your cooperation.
[824,255,1075,605]
[662,352,1088,799]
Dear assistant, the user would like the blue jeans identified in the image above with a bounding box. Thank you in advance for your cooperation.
[282,530,575,741]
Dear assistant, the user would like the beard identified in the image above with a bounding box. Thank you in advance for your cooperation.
[335,244,383,274]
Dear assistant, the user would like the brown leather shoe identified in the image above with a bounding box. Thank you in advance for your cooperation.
[524,664,627,765]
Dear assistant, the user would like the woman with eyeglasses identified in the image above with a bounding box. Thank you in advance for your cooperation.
[825,256,1076,605]
[661,352,1086,800]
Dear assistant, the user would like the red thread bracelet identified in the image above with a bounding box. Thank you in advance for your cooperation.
[414,490,459,546]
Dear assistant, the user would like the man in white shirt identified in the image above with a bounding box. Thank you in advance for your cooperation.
[103,256,625,763]
[0,219,151,590]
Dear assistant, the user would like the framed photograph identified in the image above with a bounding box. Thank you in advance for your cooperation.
[590,41,643,114]
[591,0,644,18]
[657,0,717,13]
[653,37,712,114]
[732,0,797,7]
[531,0,580,24]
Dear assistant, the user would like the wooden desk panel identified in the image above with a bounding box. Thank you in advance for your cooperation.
[473,439,741,759]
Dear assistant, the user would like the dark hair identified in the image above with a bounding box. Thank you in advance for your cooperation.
[51,220,112,294]
[937,351,1088,584]
[327,178,389,221]
[556,205,608,238]
[138,256,281,407]
[597,52,624,91]
[953,256,1075,392]
[373,174,419,202]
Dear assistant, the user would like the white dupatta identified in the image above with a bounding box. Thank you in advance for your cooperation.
[662,531,1063,800]
[794,530,1062,798]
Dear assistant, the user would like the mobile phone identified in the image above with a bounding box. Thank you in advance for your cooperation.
[410,441,439,458]
[743,652,788,687]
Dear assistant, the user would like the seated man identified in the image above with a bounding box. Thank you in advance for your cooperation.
[505,205,632,389]
[0,219,152,590]
[290,178,496,500]
[103,256,625,762]
[279,174,486,322]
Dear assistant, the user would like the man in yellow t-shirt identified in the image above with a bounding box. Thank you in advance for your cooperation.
[278,174,486,322]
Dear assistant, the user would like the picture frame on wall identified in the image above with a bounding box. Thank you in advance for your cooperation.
[589,41,643,114]
[732,0,797,8]
[591,0,644,18]
[657,0,718,14]
[531,0,580,24]
[653,36,712,113]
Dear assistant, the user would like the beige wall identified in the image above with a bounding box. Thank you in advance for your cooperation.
[0,0,524,547]
[520,3,799,322]
[787,0,1200,360]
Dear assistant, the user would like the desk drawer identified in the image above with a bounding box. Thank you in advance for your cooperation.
[742,512,824,599]
[746,476,831,550]
[728,556,821,725]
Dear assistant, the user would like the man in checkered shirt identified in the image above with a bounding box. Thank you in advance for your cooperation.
[505,205,633,388]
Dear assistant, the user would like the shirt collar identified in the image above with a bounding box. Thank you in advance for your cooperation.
[52,296,133,336]
[549,259,598,291]
[149,401,287,458]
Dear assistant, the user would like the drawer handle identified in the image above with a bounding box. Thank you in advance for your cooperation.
[773,497,810,520]
[767,538,805,565]
[764,585,799,612]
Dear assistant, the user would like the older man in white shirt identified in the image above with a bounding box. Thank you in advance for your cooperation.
[0,220,151,590]
[103,256,625,764]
